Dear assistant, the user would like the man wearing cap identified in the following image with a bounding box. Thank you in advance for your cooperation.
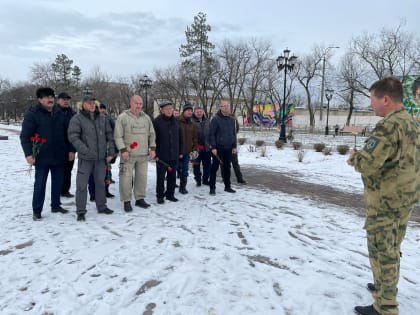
[153,100,183,204]
[57,92,77,198]
[20,87,70,220]
[177,103,197,194]
[114,95,156,212]
[68,95,116,221]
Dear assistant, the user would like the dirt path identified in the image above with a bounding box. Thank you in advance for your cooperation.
[242,166,420,224]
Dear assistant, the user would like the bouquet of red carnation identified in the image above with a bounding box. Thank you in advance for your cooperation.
[28,133,47,176]
[129,141,138,150]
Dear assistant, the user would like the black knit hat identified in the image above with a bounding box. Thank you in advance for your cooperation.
[183,103,193,112]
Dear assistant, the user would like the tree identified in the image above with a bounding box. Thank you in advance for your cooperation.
[51,54,75,90]
[179,12,216,111]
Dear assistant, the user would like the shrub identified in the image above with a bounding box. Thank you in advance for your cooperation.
[255,140,265,147]
[313,143,326,152]
[292,142,302,150]
[337,145,350,155]
[238,138,247,145]
[322,147,332,155]
[274,140,285,149]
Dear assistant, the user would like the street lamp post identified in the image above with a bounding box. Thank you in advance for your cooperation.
[324,88,334,135]
[0,101,5,121]
[139,75,152,115]
[319,46,339,122]
[276,49,297,142]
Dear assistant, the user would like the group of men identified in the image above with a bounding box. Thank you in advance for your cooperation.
[20,90,245,221]
[19,76,419,315]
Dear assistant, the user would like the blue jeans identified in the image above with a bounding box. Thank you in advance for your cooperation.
[33,164,64,214]
[179,154,190,179]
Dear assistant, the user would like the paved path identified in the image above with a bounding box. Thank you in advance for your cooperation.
[242,166,420,224]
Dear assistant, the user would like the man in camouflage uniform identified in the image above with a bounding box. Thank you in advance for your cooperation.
[348,77,420,315]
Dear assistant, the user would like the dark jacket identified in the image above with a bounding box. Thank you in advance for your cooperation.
[179,115,197,154]
[68,109,115,161]
[59,105,76,153]
[208,110,237,150]
[20,103,69,166]
[192,114,210,151]
[153,114,183,161]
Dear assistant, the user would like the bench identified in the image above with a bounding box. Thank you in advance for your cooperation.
[340,126,366,136]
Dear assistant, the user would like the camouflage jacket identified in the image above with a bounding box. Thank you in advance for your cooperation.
[353,109,420,219]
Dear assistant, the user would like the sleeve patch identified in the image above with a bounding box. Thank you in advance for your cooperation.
[364,136,380,153]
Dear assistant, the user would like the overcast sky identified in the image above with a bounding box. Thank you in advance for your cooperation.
[1,0,418,83]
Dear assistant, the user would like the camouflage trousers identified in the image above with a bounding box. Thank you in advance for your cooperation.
[366,205,412,315]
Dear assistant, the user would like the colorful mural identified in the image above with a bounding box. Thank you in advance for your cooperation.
[242,104,295,127]
[402,75,420,123]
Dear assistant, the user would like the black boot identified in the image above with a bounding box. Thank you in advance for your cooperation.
[354,305,381,315]
[77,213,86,221]
[106,186,115,198]
[179,178,188,194]
[124,201,133,212]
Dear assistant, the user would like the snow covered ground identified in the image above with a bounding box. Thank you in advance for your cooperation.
[0,125,419,315]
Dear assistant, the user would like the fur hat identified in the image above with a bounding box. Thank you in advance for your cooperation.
[183,103,193,112]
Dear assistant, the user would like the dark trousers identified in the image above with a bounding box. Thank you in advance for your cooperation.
[179,154,190,178]
[61,159,74,194]
[193,150,211,184]
[156,160,177,198]
[33,164,64,214]
[222,153,244,182]
[209,148,232,190]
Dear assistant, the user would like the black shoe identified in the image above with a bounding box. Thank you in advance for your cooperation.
[367,283,375,293]
[237,179,247,184]
[196,181,202,187]
[61,192,74,198]
[224,187,236,193]
[52,206,69,214]
[166,196,179,202]
[135,199,150,208]
[354,304,381,315]
[210,188,216,195]
[32,213,42,221]
[157,197,165,204]
[77,213,86,221]
[90,196,95,202]
[98,207,114,215]
[124,201,133,212]
[106,192,115,198]
[202,180,209,186]
[179,187,188,194]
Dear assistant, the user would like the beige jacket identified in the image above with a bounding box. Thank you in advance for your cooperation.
[114,110,156,156]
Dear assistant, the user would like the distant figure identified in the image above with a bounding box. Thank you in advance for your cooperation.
[153,100,183,204]
[20,87,70,220]
[68,95,116,221]
[348,77,419,315]
[334,124,339,136]
[57,92,76,198]
[114,95,156,212]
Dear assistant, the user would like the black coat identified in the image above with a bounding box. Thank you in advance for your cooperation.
[153,114,183,161]
[20,103,69,166]
[192,114,210,151]
[59,105,76,152]
[208,110,237,150]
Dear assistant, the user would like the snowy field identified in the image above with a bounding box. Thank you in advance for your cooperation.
[0,124,419,315]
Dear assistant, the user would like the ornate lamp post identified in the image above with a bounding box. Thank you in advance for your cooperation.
[319,46,339,121]
[276,49,297,142]
[139,75,152,115]
[324,88,334,135]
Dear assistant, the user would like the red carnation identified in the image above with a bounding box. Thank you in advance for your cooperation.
[197,144,205,151]
[167,167,173,173]
[41,138,47,144]
[129,141,138,149]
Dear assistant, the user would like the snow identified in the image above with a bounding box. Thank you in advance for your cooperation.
[0,125,419,315]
